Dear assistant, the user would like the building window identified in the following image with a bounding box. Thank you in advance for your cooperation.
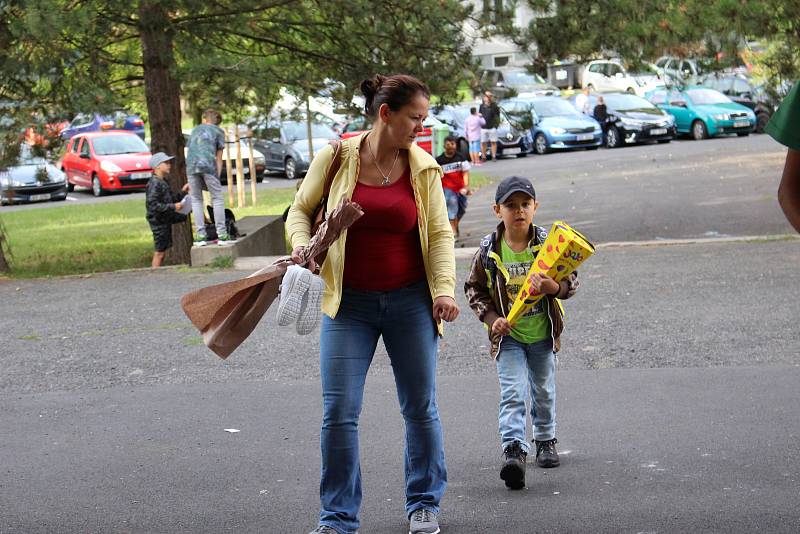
[493,55,510,67]
[482,0,508,25]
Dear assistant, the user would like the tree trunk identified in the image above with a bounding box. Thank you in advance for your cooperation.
[139,1,192,265]
[0,218,10,273]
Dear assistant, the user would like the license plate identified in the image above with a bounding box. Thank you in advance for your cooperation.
[734,120,749,128]
[503,147,521,155]
[650,128,667,136]
[576,133,594,141]
[29,194,50,201]
[130,172,150,179]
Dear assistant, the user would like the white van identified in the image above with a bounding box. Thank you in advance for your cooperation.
[582,60,645,96]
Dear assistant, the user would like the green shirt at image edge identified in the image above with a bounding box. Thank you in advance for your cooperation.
[500,238,551,344]
[765,83,800,151]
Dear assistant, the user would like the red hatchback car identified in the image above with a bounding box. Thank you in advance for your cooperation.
[61,131,153,196]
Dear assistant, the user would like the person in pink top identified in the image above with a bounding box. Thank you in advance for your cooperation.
[464,106,486,166]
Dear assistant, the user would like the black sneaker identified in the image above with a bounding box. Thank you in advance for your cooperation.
[500,440,527,489]
[534,438,560,468]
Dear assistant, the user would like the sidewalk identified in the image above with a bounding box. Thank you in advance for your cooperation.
[2,367,799,533]
[2,238,800,532]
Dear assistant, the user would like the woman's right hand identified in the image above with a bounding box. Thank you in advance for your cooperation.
[291,246,317,272]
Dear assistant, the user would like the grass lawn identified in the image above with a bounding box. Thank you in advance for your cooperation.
[1,171,493,279]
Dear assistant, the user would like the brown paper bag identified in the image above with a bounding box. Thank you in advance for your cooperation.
[180,199,363,359]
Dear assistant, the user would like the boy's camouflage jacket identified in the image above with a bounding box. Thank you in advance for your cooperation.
[464,222,580,358]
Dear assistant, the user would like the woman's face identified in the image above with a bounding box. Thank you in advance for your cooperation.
[380,93,429,150]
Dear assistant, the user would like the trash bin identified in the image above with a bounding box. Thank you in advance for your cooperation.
[431,123,450,157]
[547,63,580,89]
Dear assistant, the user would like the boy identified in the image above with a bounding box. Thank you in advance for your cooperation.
[464,176,579,490]
[435,135,471,236]
[145,152,189,268]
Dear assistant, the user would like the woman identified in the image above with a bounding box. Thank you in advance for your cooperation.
[287,74,459,534]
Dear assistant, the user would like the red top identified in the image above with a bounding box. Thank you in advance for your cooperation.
[343,167,426,291]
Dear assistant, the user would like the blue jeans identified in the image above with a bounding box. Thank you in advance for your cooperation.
[318,281,446,534]
[495,336,556,454]
[443,188,459,220]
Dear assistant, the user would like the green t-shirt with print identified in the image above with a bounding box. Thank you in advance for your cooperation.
[501,238,550,344]
[765,83,800,150]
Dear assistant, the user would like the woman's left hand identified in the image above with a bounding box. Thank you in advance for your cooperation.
[432,296,459,324]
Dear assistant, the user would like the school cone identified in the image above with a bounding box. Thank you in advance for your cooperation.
[506,221,595,325]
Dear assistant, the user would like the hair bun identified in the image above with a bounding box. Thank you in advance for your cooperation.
[360,75,386,115]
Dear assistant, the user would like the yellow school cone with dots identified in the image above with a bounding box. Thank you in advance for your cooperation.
[506,221,595,325]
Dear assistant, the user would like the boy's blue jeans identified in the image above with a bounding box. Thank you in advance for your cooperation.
[495,336,556,454]
[318,281,446,534]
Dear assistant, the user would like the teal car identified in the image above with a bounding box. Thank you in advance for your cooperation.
[646,87,756,140]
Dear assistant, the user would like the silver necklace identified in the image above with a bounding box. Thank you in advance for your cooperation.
[367,137,399,186]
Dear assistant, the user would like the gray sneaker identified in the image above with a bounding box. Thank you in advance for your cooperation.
[409,508,440,534]
[308,526,339,534]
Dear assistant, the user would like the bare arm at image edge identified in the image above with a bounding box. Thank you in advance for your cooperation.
[779,149,800,233]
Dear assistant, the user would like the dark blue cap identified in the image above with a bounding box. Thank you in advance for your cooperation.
[495,175,536,204]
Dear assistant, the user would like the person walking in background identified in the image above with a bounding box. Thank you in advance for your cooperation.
[145,152,189,268]
[186,109,234,246]
[765,82,800,232]
[593,95,609,146]
[479,91,500,161]
[575,87,591,115]
[436,135,471,236]
[464,176,580,491]
[287,73,459,534]
[464,106,485,166]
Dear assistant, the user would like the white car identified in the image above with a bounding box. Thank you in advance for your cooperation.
[582,60,647,96]
[182,130,266,184]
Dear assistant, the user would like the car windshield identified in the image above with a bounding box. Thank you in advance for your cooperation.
[450,107,472,123]
[92,135,149,155]
[686,89,732,105]
[531,99,580,117]
[16,144,49,165]
[283,122,337,140]
[603,94,658,110]
[505,71,547,87]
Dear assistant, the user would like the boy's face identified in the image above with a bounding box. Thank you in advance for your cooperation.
[444,140,457,156]
[154,161,171,176]
[494,191,539,230]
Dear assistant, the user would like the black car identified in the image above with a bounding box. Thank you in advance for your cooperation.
[699,74,774,133]
[1,144,68,205]
[568,92,677,148]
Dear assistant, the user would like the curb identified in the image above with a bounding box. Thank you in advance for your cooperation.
[232,234,798,271]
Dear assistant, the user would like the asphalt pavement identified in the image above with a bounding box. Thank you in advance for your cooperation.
[1,133,799,533]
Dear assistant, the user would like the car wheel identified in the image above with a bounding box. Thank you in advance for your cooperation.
[534,133,549,155]
[626,87,636,94]
[91,174,105,197]
[255,173,264,183]
[657,139,671,144]
[63,169,74,192]
[605,127,621,148]
[691,120,708,141]
[284,157,297,180]
[457,138,469,159]
[756,113,770,134]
